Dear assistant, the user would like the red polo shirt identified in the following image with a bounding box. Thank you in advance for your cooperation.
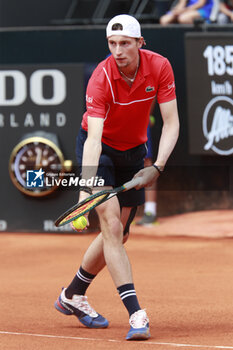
[82,49,176,151]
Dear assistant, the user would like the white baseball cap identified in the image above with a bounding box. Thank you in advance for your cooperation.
[106,14,141,38]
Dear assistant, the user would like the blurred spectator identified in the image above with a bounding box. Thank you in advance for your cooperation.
[136,115,157,226]
[160,0,214,24]
[217,0,233,23]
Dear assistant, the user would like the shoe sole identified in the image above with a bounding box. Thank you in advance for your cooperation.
[126,327,150,341]
[78,315,109,329]
[126,332,150,341]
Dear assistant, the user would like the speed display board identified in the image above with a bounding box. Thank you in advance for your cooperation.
[185,33,233,156]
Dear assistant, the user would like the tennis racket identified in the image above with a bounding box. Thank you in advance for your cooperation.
[54,177,142,227]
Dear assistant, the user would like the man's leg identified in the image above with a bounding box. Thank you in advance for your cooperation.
[96,197,132,285]
[96,198,150,340]
[66,206,134,289]
[54,206,136,329]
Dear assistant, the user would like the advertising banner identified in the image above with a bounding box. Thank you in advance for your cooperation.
[185,33,233,156]
[0,64,88,232]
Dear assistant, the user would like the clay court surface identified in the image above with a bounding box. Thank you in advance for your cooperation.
[1,209,233,350]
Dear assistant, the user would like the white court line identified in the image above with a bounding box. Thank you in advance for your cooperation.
[0,331,233,349]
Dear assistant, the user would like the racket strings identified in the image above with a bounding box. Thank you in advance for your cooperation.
[60,194,108,225]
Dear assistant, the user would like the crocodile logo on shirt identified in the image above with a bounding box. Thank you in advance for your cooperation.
[145,86,155,92]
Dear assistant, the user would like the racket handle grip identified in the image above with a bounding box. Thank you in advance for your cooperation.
[123,177,142,191]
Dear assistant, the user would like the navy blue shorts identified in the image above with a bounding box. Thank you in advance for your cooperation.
[76,127,146,207]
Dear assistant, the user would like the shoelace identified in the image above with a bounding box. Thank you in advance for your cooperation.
[129,310,148,328]
[72,295,98,317]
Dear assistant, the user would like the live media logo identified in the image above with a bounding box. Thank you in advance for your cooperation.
[26,168,45,188]
[26,169,105,188]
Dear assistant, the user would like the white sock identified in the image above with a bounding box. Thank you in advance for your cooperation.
[144,202,157,216]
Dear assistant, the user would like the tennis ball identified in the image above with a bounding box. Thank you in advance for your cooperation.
[72,216,87,230]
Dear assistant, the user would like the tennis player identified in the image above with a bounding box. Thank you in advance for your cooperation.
[55,14,179,340]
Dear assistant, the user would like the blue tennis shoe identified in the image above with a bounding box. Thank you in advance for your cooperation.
[54,288,109,328]
[126,309,150,340]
